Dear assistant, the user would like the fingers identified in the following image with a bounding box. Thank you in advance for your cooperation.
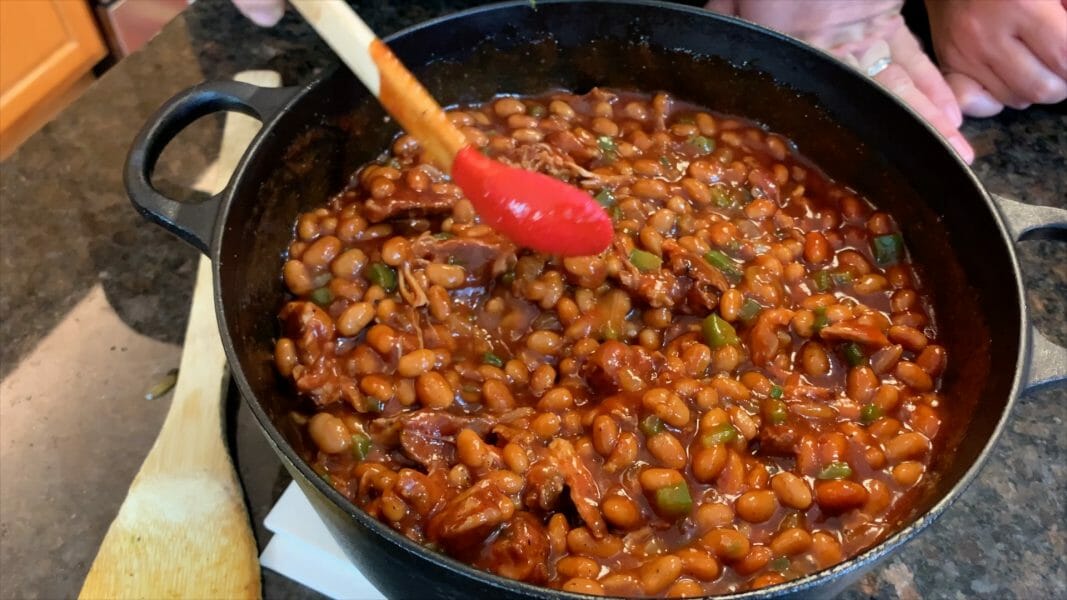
[990,38,1067,106]
[886,25,962,127]
[703,0,739,15]
[232,0,285,27]
[962,51,1031,110]
[945,72,1004,117]
[875,64,975,164]
[1018,2,1067,80]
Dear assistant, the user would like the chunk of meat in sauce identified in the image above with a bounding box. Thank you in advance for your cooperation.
[411,233,516,285]
[372,411,490,469]
[475,512,550,583]
[759,424,799,456]
[549,439,607,538]
[614,239,687,308]
[663,240,730,313]
[363,189,453,223]
[582,340,658,395]
[427,477,516,556]
[523,460,565,511]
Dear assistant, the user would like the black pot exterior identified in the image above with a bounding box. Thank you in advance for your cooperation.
[127,1,1026,598]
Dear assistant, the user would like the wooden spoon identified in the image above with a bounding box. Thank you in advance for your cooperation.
[290,0,614,257]
[78,71,278,600]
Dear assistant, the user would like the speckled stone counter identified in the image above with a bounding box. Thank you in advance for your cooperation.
[0,1,1063,598]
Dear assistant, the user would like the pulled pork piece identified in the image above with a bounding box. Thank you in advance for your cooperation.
[278,301,347,407]
[371,411,489,469]
[662,240,730,313]
[549,439,606,538]
[411,233,516,285]
[398,263,428,308]
[476,512,550,583]
[819,319,890,347]
[427,477,516,556]
[363,188,453,223]
[523,460,566,512]
[510,142,634,190]
[582,340,657,395]
[614,238,688,308]
[759,424,798,456]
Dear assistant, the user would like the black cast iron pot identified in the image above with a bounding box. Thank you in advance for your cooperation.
[126,1,1067,597]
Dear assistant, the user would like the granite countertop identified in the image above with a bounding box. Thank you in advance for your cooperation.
[0,0,1063,598]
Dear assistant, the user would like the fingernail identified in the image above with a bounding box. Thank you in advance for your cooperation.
[948,134,975,164]
[246,5,284,27]
[961,94,1002,118]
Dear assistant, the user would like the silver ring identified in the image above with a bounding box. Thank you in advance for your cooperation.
[866,56,892,77]
[857,40,892,78]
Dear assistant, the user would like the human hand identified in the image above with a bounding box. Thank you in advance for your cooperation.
[232,0,285,27]
[926,0,1067,117]
[706,0,973,163]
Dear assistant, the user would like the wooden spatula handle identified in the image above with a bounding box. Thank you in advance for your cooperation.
[289,0,466,170]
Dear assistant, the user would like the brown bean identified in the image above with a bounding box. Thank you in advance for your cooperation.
[337,302,375,337]
[482,379,515,411]
[735,490,778,523]
[847,366,879,403]
[557,556,600,580]
[770,528,813,556]
[771,472,813,510]
[561,578,603,595]
[526,330,563,355]
[592,415,620,456]
[283,260,315,295]
[639,467,685,491]
[602,495,642,530]
[733,545,773,576]
[647,432,687,469]
[425,263,466,289]
[666,579,703,598]
[895,361,934,391]
[642,388,691,428]
[567,527,623,558]
[302,236,342,271]
[916,344,947,377]
[888,325,928,352]
[633,178,670,200]
[331,248,368,280]
[493,97,526,117]
[397,349,435,378]
[811,531,844,568]
[803,231,831,264]
[815,480,869,512]
[274,338,298,377]
[308,413,350,454]
[884,431,931,462]
[640,555,684,594]
[416,372,453,409]
[801,341,831,377]
[675,547,721,581]
[892,460,925,486]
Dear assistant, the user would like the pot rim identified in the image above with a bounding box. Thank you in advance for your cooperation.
[213,1,1028,597]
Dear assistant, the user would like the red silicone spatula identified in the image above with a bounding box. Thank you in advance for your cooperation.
[290,0,613,257]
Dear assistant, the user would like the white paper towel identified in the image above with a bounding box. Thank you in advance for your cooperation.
[260,482,386,600]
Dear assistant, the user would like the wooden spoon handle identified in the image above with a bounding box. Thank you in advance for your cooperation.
[290,0,466,171]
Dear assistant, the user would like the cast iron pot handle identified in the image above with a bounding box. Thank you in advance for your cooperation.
[992,193,1067,391]
[125,80,298,253]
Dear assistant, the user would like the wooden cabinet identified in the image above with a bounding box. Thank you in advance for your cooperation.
[1,0,106,158]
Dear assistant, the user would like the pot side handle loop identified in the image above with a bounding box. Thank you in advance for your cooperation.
[124,80,298,254]
[991,194,1067,392]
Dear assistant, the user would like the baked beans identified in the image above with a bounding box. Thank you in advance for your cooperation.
[275,89,947,596]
